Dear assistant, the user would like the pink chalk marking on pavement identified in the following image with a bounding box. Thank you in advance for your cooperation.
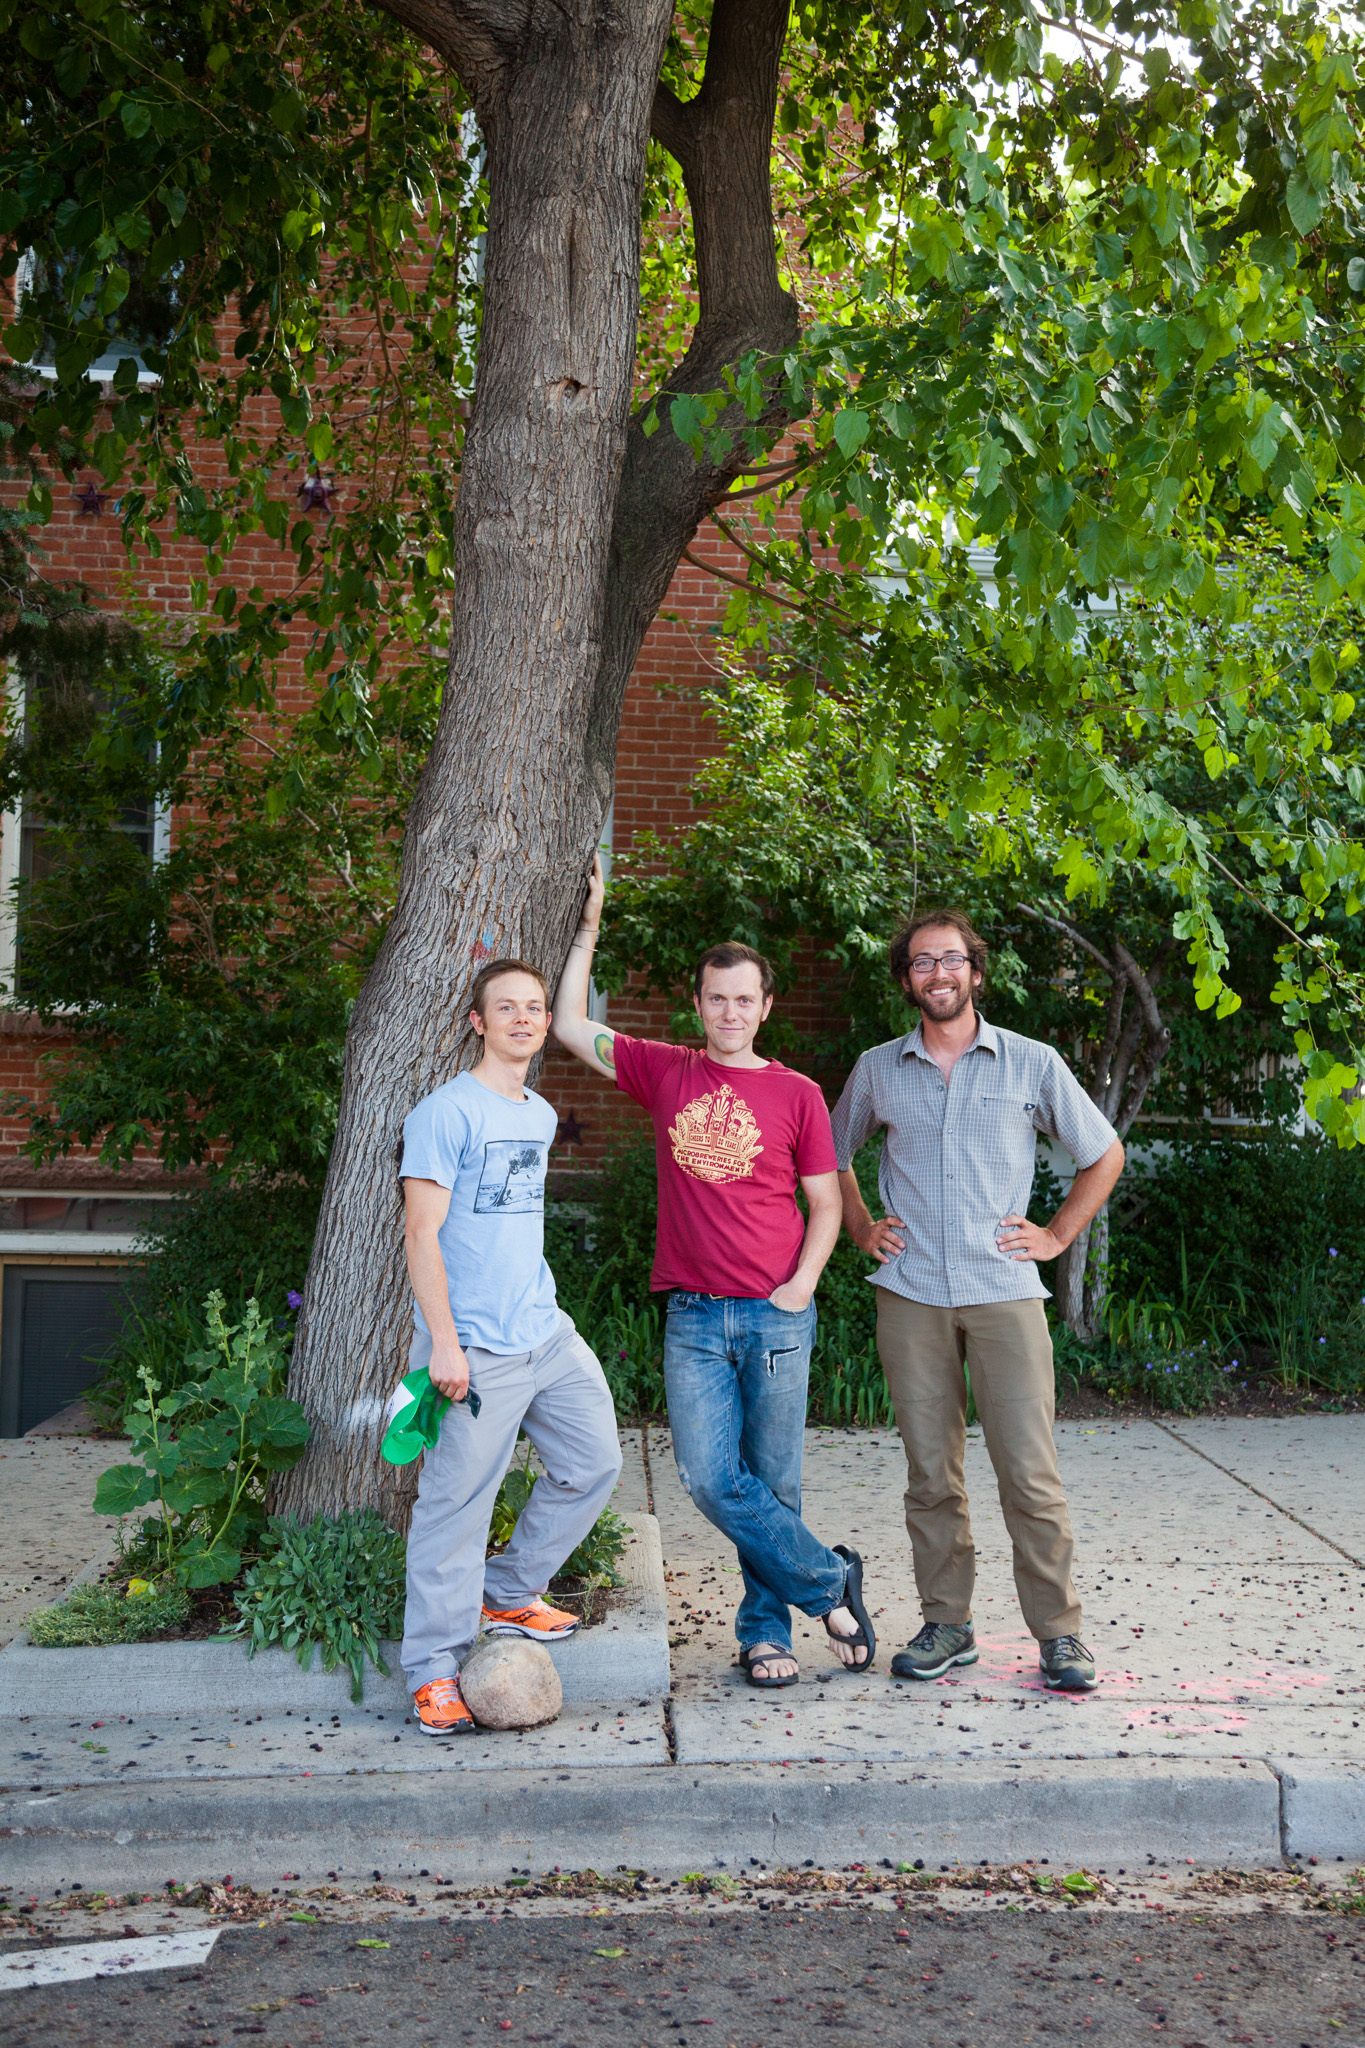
[944,1636,1334,1702]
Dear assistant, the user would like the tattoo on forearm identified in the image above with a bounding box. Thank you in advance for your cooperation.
[594,1032,615,1072]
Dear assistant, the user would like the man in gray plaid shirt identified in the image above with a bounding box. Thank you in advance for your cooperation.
[831,908,1125,1692]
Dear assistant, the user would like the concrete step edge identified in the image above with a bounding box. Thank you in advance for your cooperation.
[0,1757,1294,1891]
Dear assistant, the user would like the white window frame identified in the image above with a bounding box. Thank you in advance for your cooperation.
[13,249,166,388]
[0,662,171,1009]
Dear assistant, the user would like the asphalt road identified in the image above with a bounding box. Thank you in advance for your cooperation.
[2,1904,1362,2047]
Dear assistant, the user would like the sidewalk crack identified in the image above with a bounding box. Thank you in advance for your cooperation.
[1153,1420,1365,1568]
[1262,1754,1292,1866]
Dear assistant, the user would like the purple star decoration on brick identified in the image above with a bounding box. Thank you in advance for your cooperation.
[75,481,107,516]
[556,1113,586,1147]
[297,473,337,513]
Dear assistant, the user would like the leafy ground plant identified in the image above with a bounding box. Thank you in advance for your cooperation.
[488,1445,631,1593]
[26,1578,190,1647]
[93,1292,309,1588]
[222,1510,405,1704]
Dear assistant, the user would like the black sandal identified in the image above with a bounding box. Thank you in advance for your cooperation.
[825,1544,876,1671]
[739,1644,800,1689]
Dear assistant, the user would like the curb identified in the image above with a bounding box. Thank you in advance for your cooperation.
[1277,1762,1365,1864]
[0,1517,669,1717]
[0,1759,1284,1892]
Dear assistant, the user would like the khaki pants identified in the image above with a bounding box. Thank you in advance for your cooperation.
[875,1292,1081,1641]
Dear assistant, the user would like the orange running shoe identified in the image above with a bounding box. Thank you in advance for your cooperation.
[411,1676,477,1736]
[481,1598,580,1641]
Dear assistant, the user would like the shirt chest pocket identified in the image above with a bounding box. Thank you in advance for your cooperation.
[980,1092,1040,1126]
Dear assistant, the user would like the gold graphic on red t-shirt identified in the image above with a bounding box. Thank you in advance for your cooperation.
[668,1083,764,1185]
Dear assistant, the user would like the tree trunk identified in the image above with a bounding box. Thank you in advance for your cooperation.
[277,0,799,1521]
[276,0,674,1521]
[1081,1202,1110,1337]
[1019,903,1173,1351]
[1053,1224,1087,1343]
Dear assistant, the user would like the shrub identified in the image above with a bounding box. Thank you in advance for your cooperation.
[26,1577,191,1647]
[93,1293,310,1588]
[488,1448,632,1591]
[222,1510,405,1704]
[1116,1134,1365,1322]
[90,1176,320,1427]
[220,1474,630,1702]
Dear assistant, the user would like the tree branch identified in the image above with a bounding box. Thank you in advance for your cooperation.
[717,455,810,500]
[1090,975,1127,1109]
[366,0,526,106]
[650,79,696,168]
[584,0,800,785]
[1018,901,1117,980]
[1113,938,1172,1053]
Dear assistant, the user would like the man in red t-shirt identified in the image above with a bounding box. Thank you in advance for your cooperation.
[552,858,875,1687]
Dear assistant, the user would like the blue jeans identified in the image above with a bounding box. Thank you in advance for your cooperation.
[663,1291,846,1653]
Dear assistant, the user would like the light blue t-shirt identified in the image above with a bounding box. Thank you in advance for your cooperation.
[399,1072,561,1355]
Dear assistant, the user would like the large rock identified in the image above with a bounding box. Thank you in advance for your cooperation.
[460,1635,562,1730]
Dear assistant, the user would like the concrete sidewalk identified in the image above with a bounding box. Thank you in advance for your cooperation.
[1,1417,1362,1886]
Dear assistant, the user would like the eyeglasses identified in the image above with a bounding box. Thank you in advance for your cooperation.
[909,951,970,974]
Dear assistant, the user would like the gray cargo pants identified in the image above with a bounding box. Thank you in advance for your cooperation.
[400,1312,623,1691]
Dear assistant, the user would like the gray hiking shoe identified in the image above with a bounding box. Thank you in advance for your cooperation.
[890,1622,978,1680]
[1039,1634,1098,1691]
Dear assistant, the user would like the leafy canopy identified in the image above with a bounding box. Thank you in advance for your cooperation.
[4,0,1365,1153]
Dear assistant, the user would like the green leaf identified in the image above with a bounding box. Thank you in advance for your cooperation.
[179,1544,242,1590]
[93,1465,158,1515]
[19,12,64,55]
[1285,167,1324,236]
[832,409,870,458]
[669,393,706,451]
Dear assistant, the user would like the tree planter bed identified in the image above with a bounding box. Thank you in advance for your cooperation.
[0,1516,668,1717]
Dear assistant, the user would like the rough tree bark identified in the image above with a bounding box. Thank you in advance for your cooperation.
[276,0,801,1521]
[1019,905,1174,1346]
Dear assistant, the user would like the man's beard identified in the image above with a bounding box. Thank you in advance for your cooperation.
[914,983,974,1023]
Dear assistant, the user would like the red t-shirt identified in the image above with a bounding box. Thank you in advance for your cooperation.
[613,1036,838,1296]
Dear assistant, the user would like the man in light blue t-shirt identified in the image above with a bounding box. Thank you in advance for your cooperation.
[398,957,622,1736]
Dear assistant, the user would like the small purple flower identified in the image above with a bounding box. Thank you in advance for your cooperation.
[1329,1247,1339,1258]
[287,1290,304,1311]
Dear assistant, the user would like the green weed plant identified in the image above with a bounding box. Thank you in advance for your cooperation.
[26,1577,191,1647]
[222,1510,405,1704]
[488,1445,631,1592]
[93,1292,309,1588]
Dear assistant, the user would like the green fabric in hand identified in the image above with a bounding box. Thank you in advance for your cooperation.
[381,1368,452,1465]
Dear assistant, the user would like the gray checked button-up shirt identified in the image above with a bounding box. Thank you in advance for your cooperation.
[830,1017,1118,1309]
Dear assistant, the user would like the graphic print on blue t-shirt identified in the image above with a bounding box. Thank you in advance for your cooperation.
[474,1139,547,1213]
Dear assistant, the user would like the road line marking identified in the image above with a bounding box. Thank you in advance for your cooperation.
[0,1929,221,1991]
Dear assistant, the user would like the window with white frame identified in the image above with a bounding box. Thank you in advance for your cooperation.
[0,660,170,1007]
[13,247,180,385]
